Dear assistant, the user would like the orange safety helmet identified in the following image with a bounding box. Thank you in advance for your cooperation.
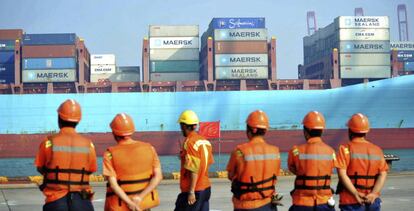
[347,113,370,133]
[302,111,326,130]
[57,99,82,122]
[246,110,270,130]
[110,113,136,136]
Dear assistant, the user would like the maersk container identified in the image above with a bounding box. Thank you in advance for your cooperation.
[215,54,268,66]
[214,29,268,41]
[339,41,390,53]
[149,37,199,49]
[22,33,76,45]
[150,49,199,61]
[397,51,414,62]
[22,45,76,58]
[209,17,265,29]
[0,51,14,64]
[0,63,14,74]
[336,16,389,29]
[215,66,269,79]
[0,40,15,51]
[150,72,199,82]
[90,64,116,74]
[339,28,389,41]
[91,54,116,65]
[22,69,76,83]
[405,62,414,71]
[340,66,391,79]
[149,25,199,37]
[340,53,390,66]
[23,58,76,70]
[390,42,414,51]
[150,61,199,72]
[215,41,268,54]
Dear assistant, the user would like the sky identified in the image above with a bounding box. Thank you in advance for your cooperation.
[0,0,413,79]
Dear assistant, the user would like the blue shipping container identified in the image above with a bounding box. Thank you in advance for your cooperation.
[0,70,14,83]
[0,51,14,64]
[22,33,76,45]
[23,58,76,70]
[209,17,265,29]
[397,51,414,62]
[0,64,14,74]
[405,62,414,71]
[0,40,15,51]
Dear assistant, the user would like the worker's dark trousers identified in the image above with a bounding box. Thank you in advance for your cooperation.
[174,187,211,211]
[43,192,94,211]
[289,203,335,211]
[339,198,381,211]
[235,202,277,211]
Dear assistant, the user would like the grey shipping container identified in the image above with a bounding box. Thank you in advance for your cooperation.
[22,33,77,45]
[213,29,268,41]
[22,69,77,83]
[150,72,199,82]
[150,60,199,72]
[215,54,268,66]
[340,66,390,78]
[90,72,140,83]
[215,66,269,79]
[340,53,390,66]
[149,25,199,37]
[116,66,140,73]
[150,49,199,61]
[339,41,390,53]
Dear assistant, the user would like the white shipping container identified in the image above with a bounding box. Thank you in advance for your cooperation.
[337,16,389,29]
[91,54,116,65]
[150,49,199,61]
[149,25,199,37]
[340,53,390,66]
[340,66,391,78]
[90,72,140,83]
[215,66,268,79]
[215,54,268,66]
[91,64,116,74]
[22,69,76,83]
[214,29,268,41]
[339,28,389,41]
[150,72,200,82]
[339,41,390,53]
[390,42,414,51]
[149,37,199,49]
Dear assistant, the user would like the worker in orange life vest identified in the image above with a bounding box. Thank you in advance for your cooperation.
[174,110,214,211]
[227,110,281,211]
[103,113,163,211]
[336,113,388,211]
[288,111,339,211]
[35,99,97,211]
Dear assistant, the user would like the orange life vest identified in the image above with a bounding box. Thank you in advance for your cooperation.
[291,138,336,206]
[338,140,385,205]
[105,142,160,210]
[231,138,280,201]
[43,133,93,192]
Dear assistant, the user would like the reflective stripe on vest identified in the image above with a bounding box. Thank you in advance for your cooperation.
[351,153,382,161]
[299,154,333,160]
[52,145,90,154]
[244,153,280,161]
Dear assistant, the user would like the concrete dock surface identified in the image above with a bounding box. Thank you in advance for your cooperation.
[1,172,414,211]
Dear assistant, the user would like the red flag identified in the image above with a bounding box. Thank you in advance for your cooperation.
[199,121,220,139]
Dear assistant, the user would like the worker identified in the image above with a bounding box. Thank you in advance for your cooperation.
[227,110,282,211]
[336,113,388,211]
[174,110,214,211]
[34,99,97,211]
[288,111,339,211]
[103,113,162,211]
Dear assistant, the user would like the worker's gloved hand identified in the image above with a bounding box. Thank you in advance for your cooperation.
[271,193,283,207]
[364,192,379,204]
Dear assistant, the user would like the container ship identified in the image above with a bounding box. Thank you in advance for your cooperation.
[0,16,413,158]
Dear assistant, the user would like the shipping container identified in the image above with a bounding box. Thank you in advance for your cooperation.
[340,66,390,78]
[23,58,76,70]
[149,25,199,37]
[215,54,268,66]
[340,53,390,66]
[0,73,15,84]
[214,41,268,54]
[150,72,199,82]
[397,51,414,62]
[209,18,265,29]
[405,62,414,71]
[22,45,76,58]
[0,29,23,40]
[22,33,76,45]
[339,41,390,53]
[336,16,389,29]
[215,66,269,79]
[213,28,268,41]
[339,28,389,41]
[150,49,199,60]
[0,40,15,51]
[90,72,140,83]
[91,54,116,65]
[149,37,199,49]
[150,61,199,72]
[22,69,76,83]
[390,42,414,51]
[91,64,116,74]
[0,64,14,74]
[116,66,140,73]
[0,51,14,64]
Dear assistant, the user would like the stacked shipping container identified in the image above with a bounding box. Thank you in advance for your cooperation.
[391,41,414,71]
[201,18,269,80]
[149,25,200,82]
[0,29,22,84]
[21,33,78,83]
[90,54,116,83]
